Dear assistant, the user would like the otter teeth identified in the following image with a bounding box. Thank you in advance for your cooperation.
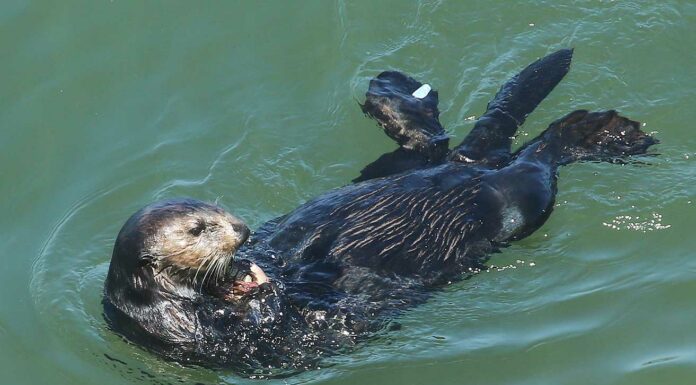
[243,275,253,283]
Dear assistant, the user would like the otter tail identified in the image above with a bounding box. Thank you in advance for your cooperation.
[486,48,574,127]
[453,48,574,164]
[532,110,658,164]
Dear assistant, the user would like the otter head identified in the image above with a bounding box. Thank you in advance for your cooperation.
[105,198,265,305]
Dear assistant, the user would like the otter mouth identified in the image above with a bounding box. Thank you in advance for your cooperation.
[231,261,269,294]
[213,259,270,301]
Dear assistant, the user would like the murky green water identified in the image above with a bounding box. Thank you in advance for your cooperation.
[1,1,695,384]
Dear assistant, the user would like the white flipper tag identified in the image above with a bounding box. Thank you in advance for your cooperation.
[412,84,431,99]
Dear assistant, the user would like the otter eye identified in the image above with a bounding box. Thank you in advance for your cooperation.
[138,254,153,267]
[189,221,206,236]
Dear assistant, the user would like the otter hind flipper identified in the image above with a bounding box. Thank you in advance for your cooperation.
[361,71,450,161]
[529,110,658,164]
[453,48,574,165]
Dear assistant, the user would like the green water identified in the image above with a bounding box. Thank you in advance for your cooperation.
[1,1,695,384]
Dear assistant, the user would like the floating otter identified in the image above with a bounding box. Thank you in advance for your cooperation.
[103,49,657,376]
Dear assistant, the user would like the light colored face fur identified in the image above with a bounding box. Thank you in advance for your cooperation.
[141,203,249,289]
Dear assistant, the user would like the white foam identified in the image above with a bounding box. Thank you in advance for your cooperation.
[412,84,431,99]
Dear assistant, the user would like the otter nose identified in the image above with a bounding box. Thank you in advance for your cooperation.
[231,223,250,243]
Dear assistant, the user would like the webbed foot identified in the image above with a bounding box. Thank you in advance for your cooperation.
[361,71,449,161]
[535,110,658,164]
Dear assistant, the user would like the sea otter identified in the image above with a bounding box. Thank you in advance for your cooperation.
[103,49,657,376]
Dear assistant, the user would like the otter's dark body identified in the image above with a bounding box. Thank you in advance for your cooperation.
[247,159,549,296]
[103,49,657,376]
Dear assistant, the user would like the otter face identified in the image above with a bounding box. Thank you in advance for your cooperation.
[108,198,252,297]
[146,200,250,285]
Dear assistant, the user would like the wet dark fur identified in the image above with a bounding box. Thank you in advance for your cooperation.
[104,50,657,377]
